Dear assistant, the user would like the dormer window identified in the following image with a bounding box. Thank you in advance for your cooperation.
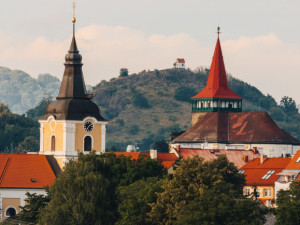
[261,170,275,180]
[296,157,300,163]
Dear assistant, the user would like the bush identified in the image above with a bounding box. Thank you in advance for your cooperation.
[129,125,140,135]
[132,92,150,108]
[174,86,197,102]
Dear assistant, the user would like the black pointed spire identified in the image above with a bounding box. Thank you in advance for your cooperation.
[40,3,105,121]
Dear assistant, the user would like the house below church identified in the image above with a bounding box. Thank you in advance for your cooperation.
[0,154,59,221]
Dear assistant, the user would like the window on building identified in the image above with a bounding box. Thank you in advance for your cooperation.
[261,170,275,180]
[84,136,92,151]
[296,157,300,163]
[239,170,245,174]
[264,188,272,197]
[5,207,16,218]
[256,188,261,197]
[244,188,250,196]
[51,135,56,151]
[266,199,271,207]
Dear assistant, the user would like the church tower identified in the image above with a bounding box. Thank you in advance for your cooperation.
[191,28,242,125]
[39,9,107,168]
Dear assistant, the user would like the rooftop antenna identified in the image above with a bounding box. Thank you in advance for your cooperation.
[72,0,76,36]
[217,26,221,38]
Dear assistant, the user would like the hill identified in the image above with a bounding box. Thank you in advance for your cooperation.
[92,68,300,151]
[0,67,60,114]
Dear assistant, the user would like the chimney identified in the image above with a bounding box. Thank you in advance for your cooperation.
[252,147,259,154]
[150,149,157,159]
[260,154,267,164]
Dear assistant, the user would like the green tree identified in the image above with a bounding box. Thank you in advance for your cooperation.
[174,86,197,102]
[39,152,118,225]
[18,191,50,223]
[116,177,164,225]
[26,94,53,119]
[280,96,299,116]
[148,155,264,225]
[16,136,39,152]
[152,140,169,153]
[119,68,129,77]
[276,182,300,225]
[132,92,150,108]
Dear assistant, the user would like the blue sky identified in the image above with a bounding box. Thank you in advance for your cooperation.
[0,0,300,103]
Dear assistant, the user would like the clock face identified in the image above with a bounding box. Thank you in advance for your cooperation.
[84,121,94,132]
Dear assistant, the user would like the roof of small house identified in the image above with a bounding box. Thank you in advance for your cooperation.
[0,154,58,189]
[285,150,300,170]
[192,37,242,100]
[173,111,300,145]
[177,148,259,168]
[240,157,291,186]
[177,58,185,63]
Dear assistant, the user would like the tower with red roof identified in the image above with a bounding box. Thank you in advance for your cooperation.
[191,29,242,125]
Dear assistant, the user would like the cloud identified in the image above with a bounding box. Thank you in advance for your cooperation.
[0,25,299,103]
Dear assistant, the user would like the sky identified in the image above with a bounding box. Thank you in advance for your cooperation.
[0,0,300,103]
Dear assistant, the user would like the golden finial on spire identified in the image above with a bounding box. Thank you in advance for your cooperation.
[217,26,221,37]
[72,0,76,24]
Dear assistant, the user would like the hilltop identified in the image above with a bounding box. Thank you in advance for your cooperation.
[92,68,300,151]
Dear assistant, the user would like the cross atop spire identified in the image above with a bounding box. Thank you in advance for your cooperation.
[217,26,221,38]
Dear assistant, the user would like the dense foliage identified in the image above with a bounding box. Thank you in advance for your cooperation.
[174,86,197,102]
[36,152,166,224]
[276,182,300,225]
[18,154,267,225]
[148,155,265,225]
[0,103,39,152]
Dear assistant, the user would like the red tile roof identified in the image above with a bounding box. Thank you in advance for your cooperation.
[285,150,300,170]
[240,157,291,186]
[173,112,300,144]
[114,152,140,160]
[0,154,57,189]
[113,152,177,169]
[177,58,185,63]
[192,38,242,100]
[178,148,259,168]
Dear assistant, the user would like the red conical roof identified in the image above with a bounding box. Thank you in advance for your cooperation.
[192,38,242,99]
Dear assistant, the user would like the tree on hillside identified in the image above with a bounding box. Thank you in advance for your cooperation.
[0,104,39,153]
[280,96,299,116]
[152,140,169,153]
[132,92,150,108]
[174,86,197,102]
[276,182,300,225]
[119,68,129,77]
[148,155,265,225]
[16,136,39,152]
[26,94,53,119]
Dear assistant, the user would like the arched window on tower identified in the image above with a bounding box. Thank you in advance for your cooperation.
[51,135,56,151]
[84,136,92,152]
